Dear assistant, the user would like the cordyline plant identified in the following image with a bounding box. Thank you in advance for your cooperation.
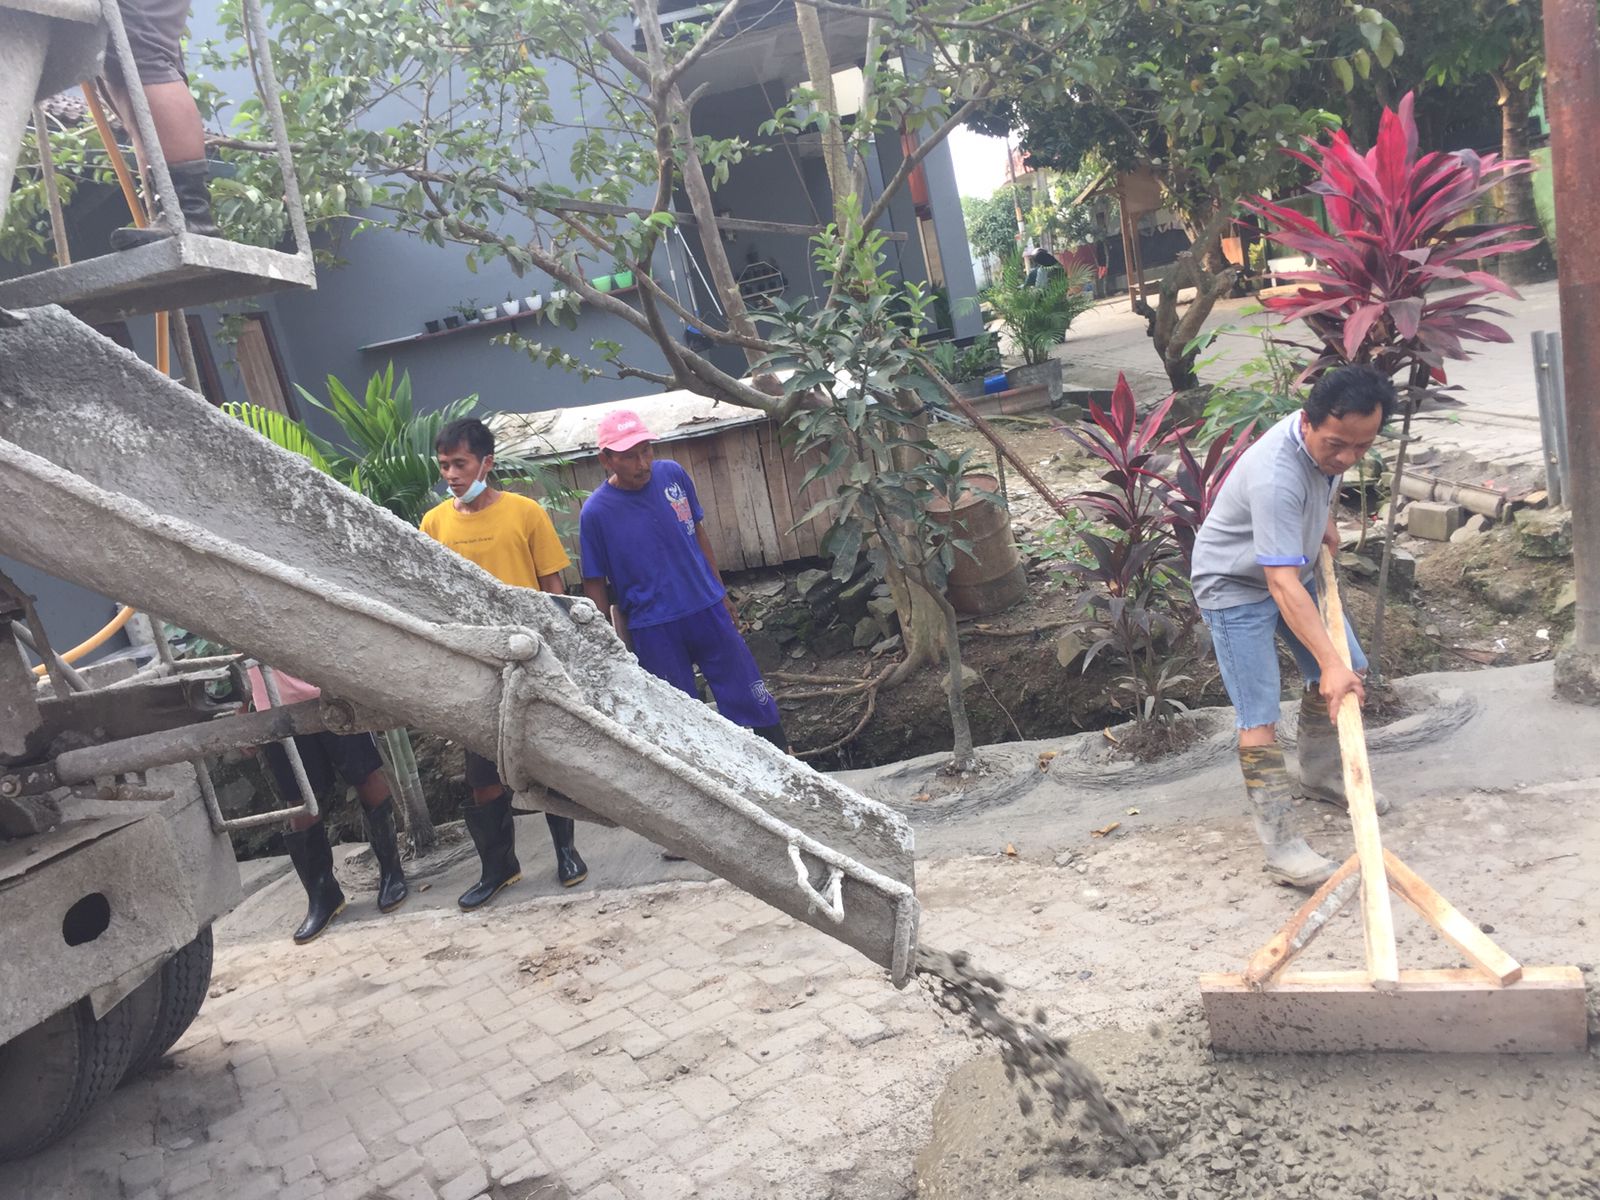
[1241,91,1540,679]
[1058,374,1252,726]
[1240,91,1539,389]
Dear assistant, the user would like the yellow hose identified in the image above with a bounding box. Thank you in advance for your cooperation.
[30,605,137,676]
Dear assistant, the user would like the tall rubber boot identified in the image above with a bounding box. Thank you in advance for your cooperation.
[364,799,410,913]
[1296,688,1391,815]
[1239,744,1337,889]
[459,791,521,910]
[546,813,587,888]
[109,160,222,250]
[284,821,347,944]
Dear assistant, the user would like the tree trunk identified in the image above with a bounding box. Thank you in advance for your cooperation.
[795,0,853,224]
[934,588,977,772]
[880,561,947,685]
[376,727,435,852]
[1495,77,1557,285]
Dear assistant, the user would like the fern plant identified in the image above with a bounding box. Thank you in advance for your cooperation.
[224,363,570,526]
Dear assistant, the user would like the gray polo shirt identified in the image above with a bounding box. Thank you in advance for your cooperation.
[1190,411,1339,610]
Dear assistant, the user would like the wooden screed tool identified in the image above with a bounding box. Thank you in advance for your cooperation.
[1199,550,1586,1053]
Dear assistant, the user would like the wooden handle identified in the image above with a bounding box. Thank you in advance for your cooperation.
[1314,549,1399,990]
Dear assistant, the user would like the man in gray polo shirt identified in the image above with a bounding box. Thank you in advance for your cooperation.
[1192,365,1396,888]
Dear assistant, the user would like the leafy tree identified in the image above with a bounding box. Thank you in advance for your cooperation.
[969,0,1403,390]
[1410,0,1556,282]
[963,186,1031,266]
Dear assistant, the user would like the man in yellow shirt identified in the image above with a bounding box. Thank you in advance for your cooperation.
[421,418,588,907]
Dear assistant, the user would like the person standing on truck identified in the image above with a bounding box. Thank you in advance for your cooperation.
[1189,365,1395,890]
[101,0,223,249]
[421,418,588,908]
[578,409,789,753]
[247,666,408,945]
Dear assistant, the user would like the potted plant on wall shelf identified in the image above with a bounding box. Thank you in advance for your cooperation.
[499,294,521,318]
[982,254,1095,401]
[456,300,482,324]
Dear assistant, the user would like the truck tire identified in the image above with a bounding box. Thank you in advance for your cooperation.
[122,925,214,1080]
[0,997,136,1161]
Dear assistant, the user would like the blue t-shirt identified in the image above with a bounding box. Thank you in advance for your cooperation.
[578,459,725,629]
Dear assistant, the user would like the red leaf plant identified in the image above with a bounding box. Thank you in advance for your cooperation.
[1242,92,1540,387]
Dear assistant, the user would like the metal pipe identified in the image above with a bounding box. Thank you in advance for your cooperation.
[50,698,330,785]
[1543,0,1600,650]
[1549,332,1574,506]
[241,0,311,260]
[10,619,90,693]
[1531,331,1565,507]
[31,105,71,266]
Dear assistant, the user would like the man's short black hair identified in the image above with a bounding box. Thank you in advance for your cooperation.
[1305,364,1397,428]
[436,417,494,459]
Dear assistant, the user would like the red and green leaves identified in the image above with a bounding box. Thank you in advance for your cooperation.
[1242,92,1539,383]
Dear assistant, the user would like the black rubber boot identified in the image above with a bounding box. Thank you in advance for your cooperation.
[459,791,521,910]
[752,721,791,752]
[546,813,588,888]
[284,821,347,944]
[364,799,410,914]
[109,159,222,250]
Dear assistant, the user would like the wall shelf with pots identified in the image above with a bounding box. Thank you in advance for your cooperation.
[358,283,639,353]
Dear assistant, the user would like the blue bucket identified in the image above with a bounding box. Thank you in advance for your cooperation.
[982,372,1009,395]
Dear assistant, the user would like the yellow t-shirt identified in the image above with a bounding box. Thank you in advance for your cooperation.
[420,492,571,590]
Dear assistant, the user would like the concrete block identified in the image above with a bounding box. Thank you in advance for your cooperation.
[1407,501,1467,541]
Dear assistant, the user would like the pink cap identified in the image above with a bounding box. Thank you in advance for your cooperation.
[596,408,653,452]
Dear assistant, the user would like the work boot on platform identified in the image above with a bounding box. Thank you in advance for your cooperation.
[284,820,347,944]
[109,159,222,250]
[1296,688,1391,815]
[1239,744,1337,889]
[459,791,521,910]
[363,798,410,913]
[545,812,587,888]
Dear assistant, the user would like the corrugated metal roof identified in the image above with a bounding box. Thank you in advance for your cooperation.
[491,382,777,462]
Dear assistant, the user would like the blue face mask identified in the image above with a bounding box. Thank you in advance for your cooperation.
[452,462,489,507]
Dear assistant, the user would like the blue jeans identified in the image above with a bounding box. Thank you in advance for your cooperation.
[1201,591,1367,730]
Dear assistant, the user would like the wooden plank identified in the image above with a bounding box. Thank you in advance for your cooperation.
[676,438,741,572]
[1314,549,1400,991]
[725,426,784,568]
[756,419,803,563]
[1199,965,1588,1054]
[1242,853,1361,989]
[1383,849,1523,985]
[699,434,747,571]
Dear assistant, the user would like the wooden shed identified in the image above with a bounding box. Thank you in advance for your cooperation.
[494,390,842,574]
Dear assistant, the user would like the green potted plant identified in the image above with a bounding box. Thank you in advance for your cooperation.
[981,254,1094,400]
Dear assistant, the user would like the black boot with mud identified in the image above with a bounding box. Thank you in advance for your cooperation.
[284,820,347,944]
[364,798,409,913]
[459,791,521,910]
[109,160,223,250]
[545,813,587,888]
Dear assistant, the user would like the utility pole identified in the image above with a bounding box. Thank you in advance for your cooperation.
[1543,0,1600,703]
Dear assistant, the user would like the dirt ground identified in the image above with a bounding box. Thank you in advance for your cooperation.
[768,418,1574,769]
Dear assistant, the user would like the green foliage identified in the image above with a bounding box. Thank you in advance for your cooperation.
[1191,323,1307,442]
[223,363,571,526]
[981,254,1095,366]
[925,333,1002,384]
[0,115,121,265]
[969,0,1403,236]
[963,186,1031,264]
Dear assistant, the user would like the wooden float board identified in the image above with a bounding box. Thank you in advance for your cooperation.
[1199,966,1587,1054]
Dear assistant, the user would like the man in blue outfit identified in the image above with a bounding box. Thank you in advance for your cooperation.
[579,409,789,752]
[1191,365,1395,890]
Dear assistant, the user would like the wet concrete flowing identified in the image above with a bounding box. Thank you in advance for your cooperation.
[914,947,1158,1165]
[915,1008,1600,1199]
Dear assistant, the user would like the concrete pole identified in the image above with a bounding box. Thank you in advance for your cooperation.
[1543,0,1600,703]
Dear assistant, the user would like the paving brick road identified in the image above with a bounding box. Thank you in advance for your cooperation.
[10,765,1595,1200]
